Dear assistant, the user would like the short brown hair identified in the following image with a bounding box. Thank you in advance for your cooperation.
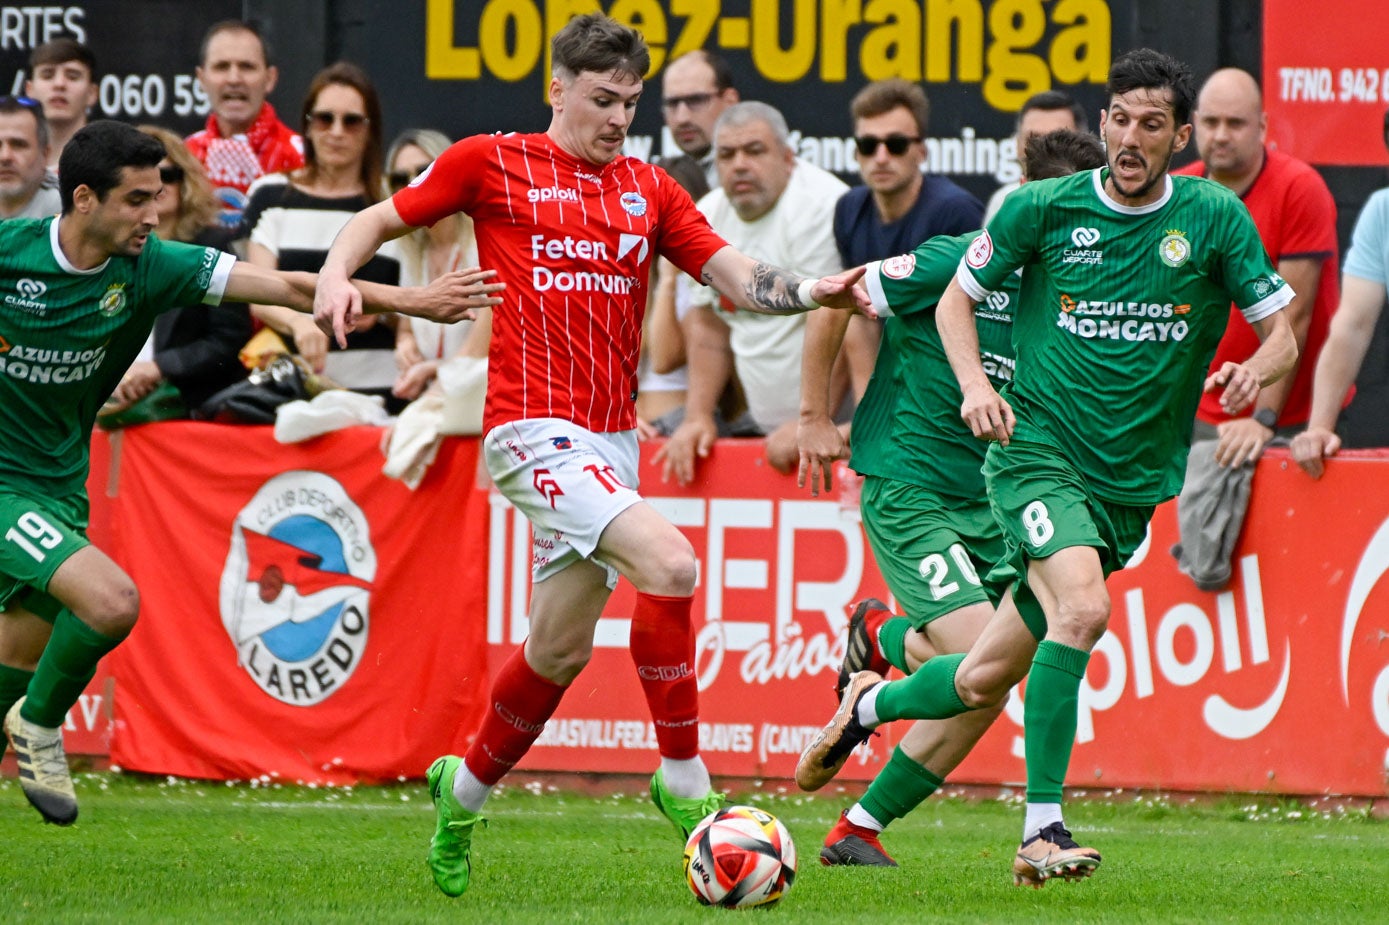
[29,37,95,78]
[850,79,929,135]
[552,13,649,82]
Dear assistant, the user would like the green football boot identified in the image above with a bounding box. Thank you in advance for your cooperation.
[425,755,486,897]
[649,767,723,841]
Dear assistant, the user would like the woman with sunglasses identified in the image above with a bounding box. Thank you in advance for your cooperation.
[103,125,252,418]
[384,128,490,402]
[242,61,406,410]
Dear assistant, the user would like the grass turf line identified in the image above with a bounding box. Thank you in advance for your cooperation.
[1,774,1386,924]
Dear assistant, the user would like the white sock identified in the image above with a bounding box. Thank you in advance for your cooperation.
[452,764,493,813]
[854,682,883,728]
[1023,802,1064,841]
[660,756,711,799]
[845,803,884,832]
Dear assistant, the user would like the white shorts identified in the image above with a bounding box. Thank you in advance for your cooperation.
[484,418,643,586]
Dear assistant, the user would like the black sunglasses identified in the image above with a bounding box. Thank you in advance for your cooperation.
[307,110,369,131]
[159,164,184,185]
[854,134,921,157]
[387,166,426,191]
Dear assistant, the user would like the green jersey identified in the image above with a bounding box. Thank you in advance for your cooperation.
[851,232,1018,497]
[0,217,234,514]
[959,169,1292,504]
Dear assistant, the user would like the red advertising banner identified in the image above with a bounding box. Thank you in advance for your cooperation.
[105,424,489,783]
[1264,0,1389,166]
[80,425,1389,797]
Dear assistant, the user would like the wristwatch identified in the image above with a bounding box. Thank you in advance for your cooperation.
[1252,408,1278,430]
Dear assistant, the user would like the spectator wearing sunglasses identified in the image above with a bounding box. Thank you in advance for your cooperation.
[383,128,489,401]
[186,20,305,231]
[0,96,60,219]
[242,61,404,410]
[659,50,740,188]
[104,126,252,417]
[24,38,96,175]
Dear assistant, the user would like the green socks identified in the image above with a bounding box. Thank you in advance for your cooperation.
[21,609,121,729]
[0,662,35,762]
[1024,640,1090,804]
[861,746,945,827]
[878,617,911,673]
[872,652,967,723]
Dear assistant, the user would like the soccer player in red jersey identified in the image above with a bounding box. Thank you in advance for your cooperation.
[313,14,871,898]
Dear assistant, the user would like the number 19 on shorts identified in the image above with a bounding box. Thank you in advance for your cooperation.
[6,511,62,562]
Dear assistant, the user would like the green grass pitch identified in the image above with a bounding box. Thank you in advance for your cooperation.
[2,773,1387,924]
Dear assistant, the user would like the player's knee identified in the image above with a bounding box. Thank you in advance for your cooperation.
[954,663,1011,710]
[636,538,697,596]
[82,582,140,639]
[1051,594,1109,648]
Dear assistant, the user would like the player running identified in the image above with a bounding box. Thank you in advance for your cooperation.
[794,130,1105,867]
[313,14,871,898]
[796,49,1296,886]
[0,119,500,826]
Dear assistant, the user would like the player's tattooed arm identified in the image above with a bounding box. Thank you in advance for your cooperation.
[740,262,806,315]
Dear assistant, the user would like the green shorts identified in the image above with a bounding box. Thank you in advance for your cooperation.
[0,492,89,621]
[981,439,1153,594]
[860,475,1008,628]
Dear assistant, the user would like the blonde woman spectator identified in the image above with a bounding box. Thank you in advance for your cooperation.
[386,129,491,401]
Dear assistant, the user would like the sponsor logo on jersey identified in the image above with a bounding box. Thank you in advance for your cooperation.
[5,278,48,315]
[881,254,915,279]
[1159,229,1190,267]
[1063,227,1103,265]
[98,284,127,317]
[219,471,375,706]
[617,232,650,264]
[529,234,639,295]
[0,339,108,384]
[980,350,1015,382]
[620,191,647,216]
[574,170,603,186]
[984,290,1011,314]
[965,231,993,269]
[551,436,572,450]
[527,184,580,204]
[1055,293,1192,342]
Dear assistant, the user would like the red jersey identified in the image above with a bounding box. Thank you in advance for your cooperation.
[394,132,727,433]
[1176,148,1341,426]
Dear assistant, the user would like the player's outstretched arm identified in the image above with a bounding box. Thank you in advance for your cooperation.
[314,199,414,347]
[1289,276,1386,478]
[281,268,504,324]
[1204,309,1297,417]
[937,275,1013,444]
[699,247,876,317]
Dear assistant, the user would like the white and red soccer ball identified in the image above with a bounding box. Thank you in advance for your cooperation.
[682,805,797,909]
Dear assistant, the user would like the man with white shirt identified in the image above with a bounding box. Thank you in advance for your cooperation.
[657,102,849,483]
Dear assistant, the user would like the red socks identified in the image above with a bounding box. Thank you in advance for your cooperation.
[464,645,567,785]
[629,592,700,760]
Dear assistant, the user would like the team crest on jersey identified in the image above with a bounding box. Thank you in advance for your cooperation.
[1159,230,1190,267]
[219,471,375,706]
[620,191,647,216]
[965,231,993,269]
[551,436,572,450]
[97,284,127,317]
[881,254,915,279]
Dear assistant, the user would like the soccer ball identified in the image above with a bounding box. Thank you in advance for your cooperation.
[682,805,797,908]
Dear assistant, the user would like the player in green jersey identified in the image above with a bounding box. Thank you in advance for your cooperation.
[797,50,1297,886]
[0,120,501,826]
[794,131,1105,867]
